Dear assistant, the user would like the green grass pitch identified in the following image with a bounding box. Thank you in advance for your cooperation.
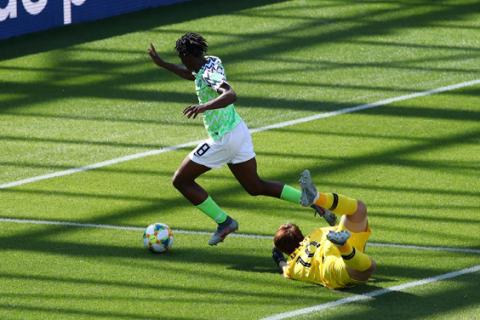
[1,0,479,319]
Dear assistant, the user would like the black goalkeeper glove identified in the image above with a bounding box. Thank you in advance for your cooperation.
[272,247,286,273]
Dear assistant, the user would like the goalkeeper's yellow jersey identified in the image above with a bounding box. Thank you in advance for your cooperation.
[284,227,357,289]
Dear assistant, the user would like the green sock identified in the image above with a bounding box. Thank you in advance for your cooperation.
[196,196,228,224]
[280,184,301,204]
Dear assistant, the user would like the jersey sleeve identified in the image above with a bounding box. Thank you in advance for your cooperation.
[202,61,227,91]
[283,260,294,278]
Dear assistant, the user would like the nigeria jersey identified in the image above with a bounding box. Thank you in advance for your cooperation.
[194,56,242,140]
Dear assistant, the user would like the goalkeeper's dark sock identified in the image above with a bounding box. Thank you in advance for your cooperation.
[280,184,301,204]
[315,193,358,216]
[339,242,372,272]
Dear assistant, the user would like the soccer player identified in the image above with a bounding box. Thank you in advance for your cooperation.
[272,170,376,289]
[148,32,308,245]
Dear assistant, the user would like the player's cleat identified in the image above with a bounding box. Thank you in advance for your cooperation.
[208,218,239,246]
[299,169,318,207]
[311,204,337,226]
[326,230,351,246]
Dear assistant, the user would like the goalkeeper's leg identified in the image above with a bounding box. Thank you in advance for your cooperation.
[299,169,367,232]
[327,230,376,281]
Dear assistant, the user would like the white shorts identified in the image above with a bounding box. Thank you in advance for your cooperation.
[189,121,256,168]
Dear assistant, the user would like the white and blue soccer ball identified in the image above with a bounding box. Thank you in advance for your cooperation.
[143,223,174,253]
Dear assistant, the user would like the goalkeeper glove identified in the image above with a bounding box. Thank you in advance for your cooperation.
[272,247,286,273]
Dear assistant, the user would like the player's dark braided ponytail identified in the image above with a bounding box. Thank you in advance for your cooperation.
[175,32,208,57]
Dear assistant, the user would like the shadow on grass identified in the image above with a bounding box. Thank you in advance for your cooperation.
[1,0,479,116]
[3,265,475,319]
[0,250,299,300]
[321,272,479,320]
[0,160,180,177]
[1,126,479,243]
[0,235,472,282]
[0,0,286,61]
[0,302,192,320]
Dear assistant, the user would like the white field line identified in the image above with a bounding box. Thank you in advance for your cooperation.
[1,79,479,190]
[1,217,479,255]
[0,139,203,189]
[261,265,480,320]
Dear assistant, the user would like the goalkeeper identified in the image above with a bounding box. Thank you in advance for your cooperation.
[272,170,376,289]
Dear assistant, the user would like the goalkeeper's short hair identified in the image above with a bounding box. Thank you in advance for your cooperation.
[274,223,304,255]
[175,32,208,57]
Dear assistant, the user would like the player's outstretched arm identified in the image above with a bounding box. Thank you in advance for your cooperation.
[148,43,195,81]
[183,83,237,118]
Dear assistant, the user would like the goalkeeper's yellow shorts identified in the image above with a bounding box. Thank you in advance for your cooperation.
[336,215,372,253]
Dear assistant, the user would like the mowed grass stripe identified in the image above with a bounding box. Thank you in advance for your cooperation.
[261,265,480,320]
[1,78,479,190]
[1,217,479,255]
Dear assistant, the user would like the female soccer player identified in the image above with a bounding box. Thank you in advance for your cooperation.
[272,170,376,289]
[148,32,305,245]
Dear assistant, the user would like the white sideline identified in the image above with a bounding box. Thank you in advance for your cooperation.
[1,79,479,190]
[261,265,480,320]
[1,217,479,255]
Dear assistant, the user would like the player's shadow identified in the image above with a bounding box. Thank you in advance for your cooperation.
[0,229,273,270]
[227,260,280,274]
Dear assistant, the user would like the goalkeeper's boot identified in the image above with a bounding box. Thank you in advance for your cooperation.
[326,230,351,246]
[299,169,318,207]
[208,217,239,246]
[311,204,337,226]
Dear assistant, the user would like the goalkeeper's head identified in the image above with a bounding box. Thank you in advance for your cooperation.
[274,223,304,255]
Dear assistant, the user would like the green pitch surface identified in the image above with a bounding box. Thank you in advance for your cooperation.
[1,0,479,319]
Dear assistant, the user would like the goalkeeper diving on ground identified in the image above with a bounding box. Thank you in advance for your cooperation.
[272,170,376,289]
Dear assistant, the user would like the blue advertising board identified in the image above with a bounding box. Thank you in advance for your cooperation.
[0,0,189,40]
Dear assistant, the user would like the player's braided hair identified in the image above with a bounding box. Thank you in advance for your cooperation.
[175,32,208,57]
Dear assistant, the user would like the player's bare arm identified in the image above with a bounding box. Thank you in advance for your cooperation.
[183,83,237,119]
[148,43,195,81]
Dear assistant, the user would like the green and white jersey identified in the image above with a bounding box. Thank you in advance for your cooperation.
[194,56,242,141]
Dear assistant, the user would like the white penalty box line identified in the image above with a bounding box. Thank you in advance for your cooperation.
[261,264,480,320]
[1,78,479,190]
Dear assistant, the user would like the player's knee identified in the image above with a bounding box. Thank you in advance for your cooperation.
[356,200,368,219]
[245,185,262,196]
[349,258,376,282]
[171,171,184,190]
[365,259,376,278]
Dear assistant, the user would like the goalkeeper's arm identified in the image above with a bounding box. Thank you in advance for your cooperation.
[272,247,288,275]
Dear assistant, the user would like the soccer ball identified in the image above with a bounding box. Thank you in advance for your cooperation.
[143,223,174,253]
